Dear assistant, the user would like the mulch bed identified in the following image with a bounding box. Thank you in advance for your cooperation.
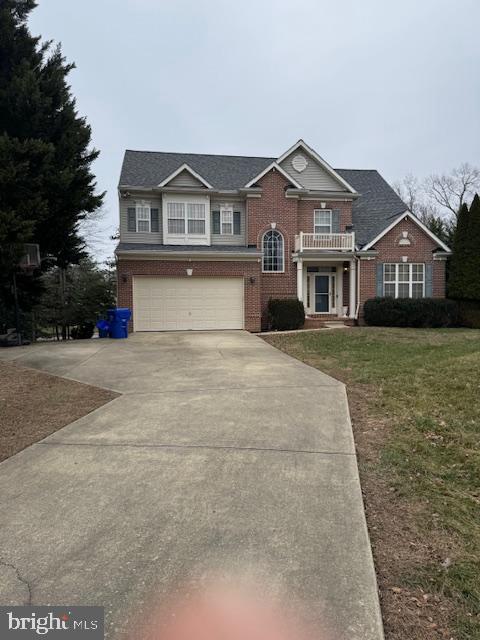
[0,360,117,462]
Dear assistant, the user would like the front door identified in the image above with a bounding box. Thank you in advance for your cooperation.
[315,275,330,313]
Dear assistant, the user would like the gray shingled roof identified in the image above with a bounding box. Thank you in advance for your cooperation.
[120,151,274,191]
[119,150,408,247]
[336,169,408,247]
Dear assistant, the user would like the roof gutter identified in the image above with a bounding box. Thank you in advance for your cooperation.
[285,188,360,200]
[116,249,262,261]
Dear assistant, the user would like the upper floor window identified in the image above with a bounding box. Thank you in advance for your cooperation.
[263,229,284,272]
[212,208,242,235]
[167,202,185,234]
[187,203,206,234]
[384,263,425,298]
[136,202,151,232]
[314,209,332,234]
[167,202,206,235]
[221,208,233,235]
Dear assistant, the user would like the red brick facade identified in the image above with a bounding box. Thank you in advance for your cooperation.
[117,169,448,332]
[117,259,262,332]
[297,198,353,233]
[246,168,356,324]
[247,170,298,318]
[358,216,447,317]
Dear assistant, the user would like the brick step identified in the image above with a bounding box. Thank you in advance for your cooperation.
[303,318,328,329]
[303,317,353,329]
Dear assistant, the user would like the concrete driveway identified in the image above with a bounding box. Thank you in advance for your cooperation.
[0,332,383,640]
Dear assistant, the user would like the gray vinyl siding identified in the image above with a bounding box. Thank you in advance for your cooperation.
[280,151,347,191]
[119,192,163,243]
[210,199,246,246]
[168,170,206,188]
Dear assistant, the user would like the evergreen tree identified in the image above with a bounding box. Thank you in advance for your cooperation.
[422,212,455,248]
[33,259,116,340]
[462,194,480,300]
[448,200,478,299]
[0,0,104,323]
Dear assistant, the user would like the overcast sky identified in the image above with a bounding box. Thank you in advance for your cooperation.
[29,0,480,261]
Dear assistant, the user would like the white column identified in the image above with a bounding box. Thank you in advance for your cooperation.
[336,265,343,317]
[296,259,303,302]
[349,258,356,319]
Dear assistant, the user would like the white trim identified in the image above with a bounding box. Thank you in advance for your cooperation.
[308,272,337,314]
[244,162,303,189]
[349,258,356,319]
[135,200,151,233]
[276,140,357,194]
[296,260,303,301]
[117,251,261,261]
[362,211,452,253]
[383,262,425,299]
[313,209,332,234]
[262,228,285,273]
[158,163,213,189]
[162,193,211,245]
[220,207,234,235]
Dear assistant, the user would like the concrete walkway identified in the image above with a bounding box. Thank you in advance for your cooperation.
[0,332,383,639]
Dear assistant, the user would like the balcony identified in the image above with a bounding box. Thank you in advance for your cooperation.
[295,231,355,252]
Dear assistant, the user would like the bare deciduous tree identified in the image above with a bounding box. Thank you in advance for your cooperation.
[393,174,440,222]
[425,163,480,217]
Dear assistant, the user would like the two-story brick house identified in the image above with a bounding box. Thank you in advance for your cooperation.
[116,140,450,332]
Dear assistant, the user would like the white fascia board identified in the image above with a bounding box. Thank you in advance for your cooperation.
[244,162,303,189]
[158,163,213,189]
[276,139,357,194]
[362,211,452,253]
[116,250,262,261]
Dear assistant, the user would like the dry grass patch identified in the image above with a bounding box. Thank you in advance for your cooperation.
[0,360,117,462]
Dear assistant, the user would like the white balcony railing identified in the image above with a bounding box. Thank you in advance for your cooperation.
[295,232,355,252]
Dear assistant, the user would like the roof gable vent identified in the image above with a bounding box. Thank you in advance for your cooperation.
[292,154,308,173]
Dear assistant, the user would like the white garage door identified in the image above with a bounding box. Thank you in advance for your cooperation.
[133,277,244,331]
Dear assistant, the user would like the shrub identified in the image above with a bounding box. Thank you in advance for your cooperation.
[364,298,459,328]
[267,298,305,331]
[71,322,94,339]
[457,300,480,328]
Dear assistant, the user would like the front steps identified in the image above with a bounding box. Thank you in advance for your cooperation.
[303,317,353,330]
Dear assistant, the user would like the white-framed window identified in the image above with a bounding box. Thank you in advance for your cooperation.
[167,202,185,234]
[167,202,206,235]
[163,194,210,245]
[262,229,284,272]
[314,209,332,234]
[220,208,233,235]
[136,201,151,232]
[187,203,206,234]
[384,263,425,298]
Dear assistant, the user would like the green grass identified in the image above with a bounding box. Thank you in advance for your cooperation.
[265,328,480,639]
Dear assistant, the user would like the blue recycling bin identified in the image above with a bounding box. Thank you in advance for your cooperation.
[96,319,110,338]
[107,308,132,339]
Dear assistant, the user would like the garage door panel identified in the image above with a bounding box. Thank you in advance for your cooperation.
[133,277,244,331]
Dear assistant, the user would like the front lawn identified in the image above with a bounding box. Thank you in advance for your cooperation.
[264,328,480,640]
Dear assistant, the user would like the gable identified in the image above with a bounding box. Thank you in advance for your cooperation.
[157,162,213,189]
[167,169,206,188]
[363,211,451,253]
[279,150,348,191]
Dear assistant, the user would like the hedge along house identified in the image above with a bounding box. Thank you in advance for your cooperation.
[115,140,451,332]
